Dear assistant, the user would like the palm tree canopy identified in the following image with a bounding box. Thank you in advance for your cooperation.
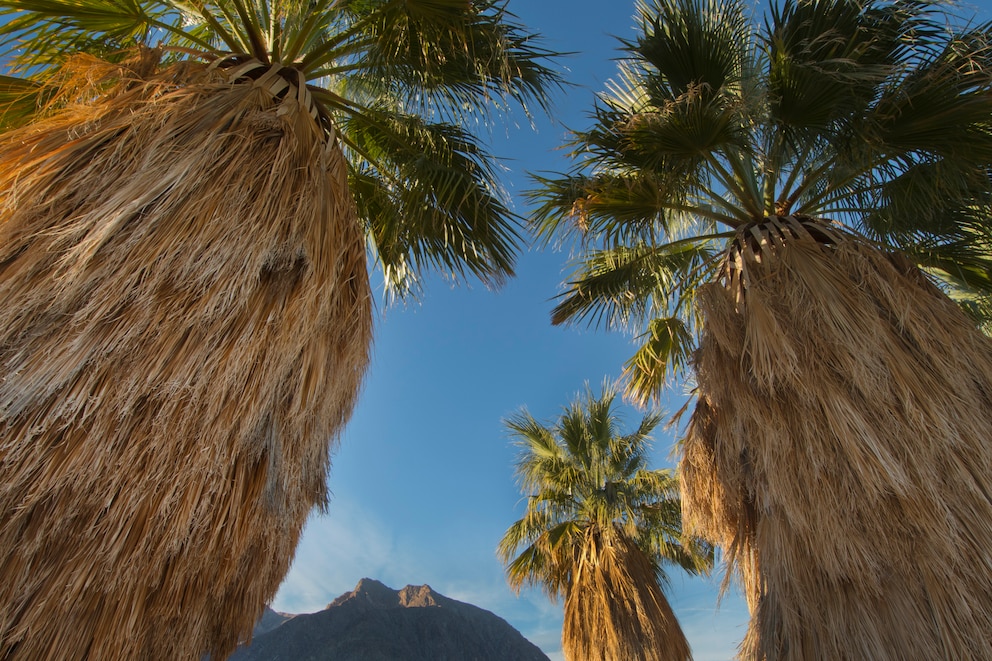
[0,0,562,295]
[529,0,992,403]
[497,381,712,601]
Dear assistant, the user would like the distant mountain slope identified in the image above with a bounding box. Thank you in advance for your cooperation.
[251,608,294,637]
[229,579,549,661]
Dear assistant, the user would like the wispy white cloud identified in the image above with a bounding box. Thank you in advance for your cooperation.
[271,499,401,614]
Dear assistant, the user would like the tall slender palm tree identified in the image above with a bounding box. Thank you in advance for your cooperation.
[0,1,560,659]
[530,0,992,658]
[498,382,712,661]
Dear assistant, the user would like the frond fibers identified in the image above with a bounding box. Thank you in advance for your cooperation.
[563,529,692,661]
[681,216,992,659]
[0,57,371,659]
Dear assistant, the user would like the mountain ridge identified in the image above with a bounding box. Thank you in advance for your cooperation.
[228,578,549,661]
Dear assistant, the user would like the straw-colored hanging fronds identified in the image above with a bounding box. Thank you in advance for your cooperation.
[681,215,992,660]
[563,528,692,661]
[0,54,371,660]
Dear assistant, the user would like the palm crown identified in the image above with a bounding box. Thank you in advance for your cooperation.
[0,0,560,295]
[531,0,992,403]
[498,382,710,597]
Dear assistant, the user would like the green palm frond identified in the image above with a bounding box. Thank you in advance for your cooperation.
[344,107,519,294]
[312,0,558,118]
[500,518,582,598]
[529,171,733,246]
[905,231,992,295]
[630,0,751,102]
[623,316,696,406]
[550,238,719,330]
[765,0,920,134]
[0,75,44,129]
[530,0,992,403]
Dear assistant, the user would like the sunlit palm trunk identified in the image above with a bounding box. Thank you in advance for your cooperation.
[681,215,992,660]
[0,59,371,659]
[563,529,692,661]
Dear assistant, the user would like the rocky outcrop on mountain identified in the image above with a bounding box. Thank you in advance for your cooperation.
[228,578,549,661]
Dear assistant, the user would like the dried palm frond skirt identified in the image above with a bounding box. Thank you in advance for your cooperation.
[0,56,371,659]
[563,529,692,661]
[681,216,992,660]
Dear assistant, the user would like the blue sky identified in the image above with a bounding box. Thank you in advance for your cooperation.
[271,1,992,659]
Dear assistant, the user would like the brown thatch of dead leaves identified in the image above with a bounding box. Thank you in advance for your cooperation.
[562,528,692,661]
[0,54,371,659]
[681,215,992,660]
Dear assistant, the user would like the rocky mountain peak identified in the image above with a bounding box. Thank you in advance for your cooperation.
[398,583,440,608]
[327,578,445,610]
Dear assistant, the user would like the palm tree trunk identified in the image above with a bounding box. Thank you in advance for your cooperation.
[681,215,992,660]
[0,56,371,660]
[563,528,692,661]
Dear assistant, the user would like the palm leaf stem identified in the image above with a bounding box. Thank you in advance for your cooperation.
[796,181,868,217]
[726,146,763,217]
[297,16,375,71]
[306,91,396,163]
[660,230,731,260]
[808,190,887,217]
[642,235,724,307]
[308,85,367,115]
[280,0,336,63]
[131,3,229,54]
[695,181,753,223]
[703,154,752,225]
[153,14,226,53]
[229,0,268,61]
[263,3,280,61]
[771,138,815,212]
[782,151,845,212]
[761,133,785,212]
[663,199,742,227]
[180,0,247,53]
[310,62,369,78]
[796,150,921,215]
[299,37,373,75]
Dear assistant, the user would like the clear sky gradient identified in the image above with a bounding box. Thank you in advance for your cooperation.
[270,2,992,660]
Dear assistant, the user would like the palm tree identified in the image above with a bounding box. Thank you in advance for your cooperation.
[498,382,712,661]
[530,0,992,659]
[0,2,559,659]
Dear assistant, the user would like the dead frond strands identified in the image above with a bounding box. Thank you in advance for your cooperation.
[0,55,371,659]
[680,215,992,660]
[563,529,692,661]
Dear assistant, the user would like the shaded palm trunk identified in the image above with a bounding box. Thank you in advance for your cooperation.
[0,57,371,659]
[563,528,692,661]
[681,215,992,659]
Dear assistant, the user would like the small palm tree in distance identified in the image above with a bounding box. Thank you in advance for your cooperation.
[498,381,712,661]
